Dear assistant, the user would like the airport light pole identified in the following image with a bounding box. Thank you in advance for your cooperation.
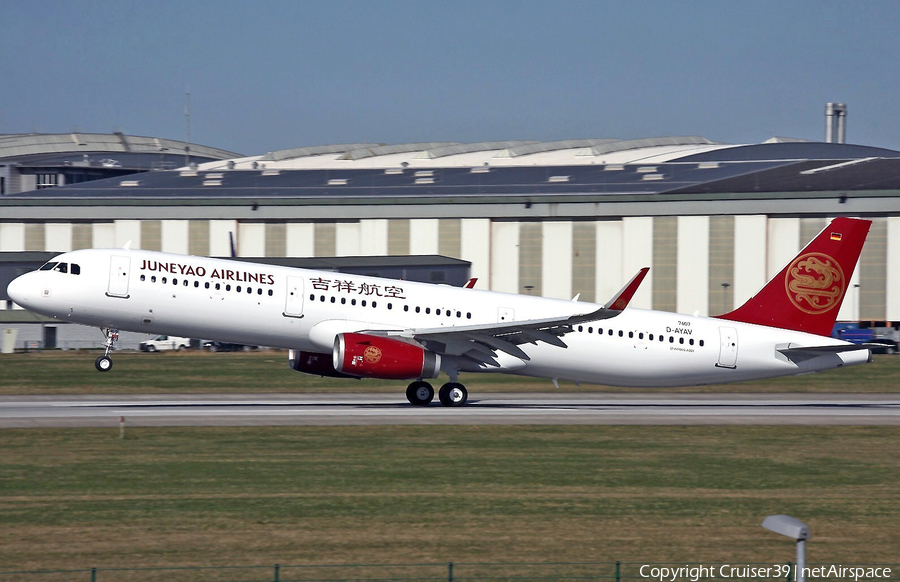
[762,514,810,582]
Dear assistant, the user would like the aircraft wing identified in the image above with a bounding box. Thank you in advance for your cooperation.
[366,267,649,367]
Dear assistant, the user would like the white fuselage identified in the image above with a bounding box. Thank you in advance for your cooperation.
[7,248,868,387]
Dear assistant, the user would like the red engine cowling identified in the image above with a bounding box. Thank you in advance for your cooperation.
[289,349,360,378]
[333,333,441,380]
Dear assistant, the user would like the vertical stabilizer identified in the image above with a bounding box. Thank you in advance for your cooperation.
[716,217,870,336]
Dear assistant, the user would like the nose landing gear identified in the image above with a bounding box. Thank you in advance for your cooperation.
[95,328,119,372]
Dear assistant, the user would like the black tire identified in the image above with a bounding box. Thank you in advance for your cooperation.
[406,381,434,406]
[95,356,113,372]
[147,345,157,353]
[438,383,468,407]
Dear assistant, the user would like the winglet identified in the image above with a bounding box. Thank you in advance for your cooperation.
[604,267,650,311]
[464,278,478,289]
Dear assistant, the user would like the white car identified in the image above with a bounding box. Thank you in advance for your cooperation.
[139,335,190,352]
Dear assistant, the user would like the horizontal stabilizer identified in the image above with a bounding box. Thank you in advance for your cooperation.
[777,343,873,363]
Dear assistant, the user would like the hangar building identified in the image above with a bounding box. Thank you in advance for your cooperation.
[2,135,900,332]
[0,132,239,195]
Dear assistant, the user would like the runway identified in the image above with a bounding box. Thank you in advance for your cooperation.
[1,393,899,427]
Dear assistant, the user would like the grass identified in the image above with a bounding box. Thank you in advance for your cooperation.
[1,350,899,394]
[0,425,898,575]
[1,353,897,578]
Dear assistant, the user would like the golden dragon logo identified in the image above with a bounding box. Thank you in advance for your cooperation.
[363,345,383,364]
[784,252,845,314]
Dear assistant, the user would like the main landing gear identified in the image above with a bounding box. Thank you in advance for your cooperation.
[406,380,468,407]
[95,328,119,372]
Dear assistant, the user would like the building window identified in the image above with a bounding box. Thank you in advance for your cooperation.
[36,173,59,189]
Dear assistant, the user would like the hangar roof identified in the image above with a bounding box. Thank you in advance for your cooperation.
[195,136,737,171]
[5,137,899,203]
[0,133,240,168]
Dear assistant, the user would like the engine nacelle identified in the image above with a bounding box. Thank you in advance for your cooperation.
[288,349,359,378]
[333,333,441,380]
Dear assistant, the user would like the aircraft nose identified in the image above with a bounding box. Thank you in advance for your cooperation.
[6,274,30,306]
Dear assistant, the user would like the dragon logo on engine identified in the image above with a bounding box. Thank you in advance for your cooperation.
[363,345,383,364]
[784,252,845,314]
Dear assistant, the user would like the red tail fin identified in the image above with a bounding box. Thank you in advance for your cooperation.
[716,217,871,336]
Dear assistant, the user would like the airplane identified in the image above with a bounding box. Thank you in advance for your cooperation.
[5,217,873,406]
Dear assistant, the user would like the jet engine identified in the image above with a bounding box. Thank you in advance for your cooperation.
[288,349,359,378]
[333,333,441,380]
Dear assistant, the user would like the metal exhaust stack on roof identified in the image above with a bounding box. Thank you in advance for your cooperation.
[825,102,847,143]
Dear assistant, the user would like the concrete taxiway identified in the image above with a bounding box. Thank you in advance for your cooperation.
[0,393,899,427]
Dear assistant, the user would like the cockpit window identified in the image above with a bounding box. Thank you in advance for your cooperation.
[39,262,58,271]
[71,264,81,275]
[53,263,68,274]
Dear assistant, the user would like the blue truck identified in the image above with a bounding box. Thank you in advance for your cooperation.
[832,323,898,354]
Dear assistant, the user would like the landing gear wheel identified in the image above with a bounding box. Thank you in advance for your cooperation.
[439,382,468,407]
[95,356,113,372]
[96,328,119,372]
[406,381,434,406]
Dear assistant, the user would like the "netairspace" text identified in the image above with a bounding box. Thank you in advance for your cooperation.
[639,564,892,582]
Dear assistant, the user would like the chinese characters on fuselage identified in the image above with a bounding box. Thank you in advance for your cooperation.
[310,277,405,298]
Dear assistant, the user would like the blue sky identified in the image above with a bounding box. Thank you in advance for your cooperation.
[2,0,898,155]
